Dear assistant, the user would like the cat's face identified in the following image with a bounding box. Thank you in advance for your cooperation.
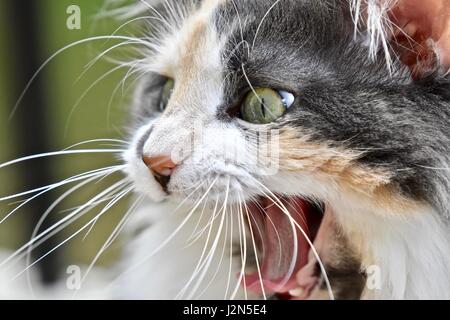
[123,0,449,299]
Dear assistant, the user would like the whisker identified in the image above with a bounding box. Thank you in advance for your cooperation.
[0,178,129,270]
[13,184,134,280]
[24,174,128,297]
[82,183,133,240]
[224,203,234,299]
[186,206,224,247]
[242,200,267,300]
[0,165,123,202]
[186,178,229,300]
[107,15,167,44]
[109,178,217,288]
[10,35,153,118]
[185,196,209,243]
[230,195,248,300]
[0,149,125,169]
[63,139,128,150]
[64,63,136,136]
[99,196,145,252]
[80,40,143,79]
[251,0,282,52]
[194,202,230,300]
[23,179,127,269]
[177,196,219,299]
[0,166,124,224]
[73,195,144,297]
[251,198,283,267]
[138,0,173,29]
[249,188,298,295]
[251,178,335,300]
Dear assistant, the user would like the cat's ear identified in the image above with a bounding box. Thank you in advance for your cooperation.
[351,0,449,78]
[389,0,449,78]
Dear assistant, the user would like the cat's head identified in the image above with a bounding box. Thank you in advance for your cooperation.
[122,0,450,299]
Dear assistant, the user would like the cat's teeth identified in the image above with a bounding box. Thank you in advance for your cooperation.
[393,22,417,39]
[403,23,418,37]
[289,287,304,297]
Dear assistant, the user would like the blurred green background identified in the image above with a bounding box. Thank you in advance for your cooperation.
[0,0,139,282]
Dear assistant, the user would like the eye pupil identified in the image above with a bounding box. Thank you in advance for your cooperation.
[240,88,294,124]
[260,98,266,117]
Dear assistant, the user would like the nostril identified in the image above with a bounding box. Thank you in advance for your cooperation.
[142,155,177,176]
[142,154,177,193]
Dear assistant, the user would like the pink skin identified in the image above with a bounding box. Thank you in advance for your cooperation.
[390,0,450,71]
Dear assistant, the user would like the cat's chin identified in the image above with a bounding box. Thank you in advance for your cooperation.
[241,196,350,300]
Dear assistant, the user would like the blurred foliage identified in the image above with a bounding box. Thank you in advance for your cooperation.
[0,0,140,268]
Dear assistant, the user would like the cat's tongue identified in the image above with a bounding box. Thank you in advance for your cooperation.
[244,197,318,295]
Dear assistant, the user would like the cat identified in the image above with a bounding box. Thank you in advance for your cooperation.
[109,0,450,300]
[1,0,449,300]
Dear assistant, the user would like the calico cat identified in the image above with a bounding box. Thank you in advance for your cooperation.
[1,0,449,300]
[113,0,450,300]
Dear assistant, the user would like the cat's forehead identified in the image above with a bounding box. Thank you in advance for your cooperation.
[151,0,225,77]
[148,0,345,77]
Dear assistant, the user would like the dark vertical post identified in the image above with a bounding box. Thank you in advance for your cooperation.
[6,0,60,284]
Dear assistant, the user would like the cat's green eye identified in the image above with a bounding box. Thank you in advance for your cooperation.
[159,79,174,111]
[240,88,294,124]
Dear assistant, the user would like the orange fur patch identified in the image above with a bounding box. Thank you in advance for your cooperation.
[277,129,422,212]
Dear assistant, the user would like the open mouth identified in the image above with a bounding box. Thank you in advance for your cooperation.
[243,196,329,300]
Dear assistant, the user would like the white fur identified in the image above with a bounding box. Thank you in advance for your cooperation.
[350,0,399,72]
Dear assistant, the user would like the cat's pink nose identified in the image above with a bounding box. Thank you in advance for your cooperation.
[142,154,177,176]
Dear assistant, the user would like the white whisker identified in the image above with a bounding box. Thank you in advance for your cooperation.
[178,197,220,298]
[242,200,267,300]
[186,178,229,300]
[194,202,230,300]
[251,178,335,300]
[24,173,126,297]
[0,165,123,202]
[13,184,134,281]
[224,204,234,299]
[10,35,153,118]
[63,139,128,150]
[251,0,282,52]
[0,150,125,169]
[0,166,124,224]
[230,196,247,300]
[249,188,298,295]
[110,178,217,287]
[82,183,133,240]
[0,178,129,270]
[64,63,136,136]
[73,195,144,297]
